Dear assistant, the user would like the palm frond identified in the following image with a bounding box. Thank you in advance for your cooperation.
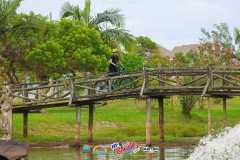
[82,0,91,25]
[234,28,240,44]
[92,8,125,29]
[5,0,23,16]
[101,28,134,48]
[59,1,82,20]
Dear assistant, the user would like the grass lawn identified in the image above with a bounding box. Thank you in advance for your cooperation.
[9,96,240,144]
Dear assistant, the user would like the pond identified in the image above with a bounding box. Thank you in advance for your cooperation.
[26,123,240,160]
[28,146,194,160]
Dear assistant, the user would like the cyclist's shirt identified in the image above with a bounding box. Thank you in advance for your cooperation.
[109,55,119,72]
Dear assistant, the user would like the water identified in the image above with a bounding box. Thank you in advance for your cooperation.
[28,146,193,160]
[27,124,240,160]
[187,124,240,160]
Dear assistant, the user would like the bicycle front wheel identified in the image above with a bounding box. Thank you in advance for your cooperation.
[94,80,108,94]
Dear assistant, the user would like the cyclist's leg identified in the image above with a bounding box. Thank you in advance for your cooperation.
[109,67,118,89]
[108,67,114,87]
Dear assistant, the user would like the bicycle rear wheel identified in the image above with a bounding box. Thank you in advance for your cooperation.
[94,80,108,94]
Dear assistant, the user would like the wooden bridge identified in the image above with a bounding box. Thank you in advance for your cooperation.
[1,65,240,146]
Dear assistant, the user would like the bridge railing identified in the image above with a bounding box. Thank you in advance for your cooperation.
[142,65,240,96]
[142,66,209,96]
[212,67,240,94]
[8,78,73,107]
[72,71,143,101]
[0,66,239,108]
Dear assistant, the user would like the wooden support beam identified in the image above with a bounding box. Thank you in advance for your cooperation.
[160,146,165,160]
[88,104,94,143]
[223,98,227,128]
[158,97,164,142]
[208,97,211,135]
[146,98,152,146]
[23,112,28,137]
[75,106,81,146]
[75,148,81,160]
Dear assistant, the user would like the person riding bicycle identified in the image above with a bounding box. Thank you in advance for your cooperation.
[109,48,125,75]
[109,49,125,88]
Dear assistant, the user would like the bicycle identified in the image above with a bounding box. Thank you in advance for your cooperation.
[94,67,135,94]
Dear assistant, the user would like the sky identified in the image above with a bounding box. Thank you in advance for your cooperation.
[17,0,240,50]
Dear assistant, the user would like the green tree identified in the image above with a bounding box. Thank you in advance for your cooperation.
[234,28,240,44]
[122,53,144,71]
[234,28,240,60]
[147,53,169,68]
[135,36,159,56]
[0,0,24,83]
[0,12,47,83]
[59,0,135,50]
[200,23,235,52]
[55,19,111,74]
[24,18,111,80]
[25,41,66,81]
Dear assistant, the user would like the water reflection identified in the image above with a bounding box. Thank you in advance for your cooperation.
[28,146,193,160]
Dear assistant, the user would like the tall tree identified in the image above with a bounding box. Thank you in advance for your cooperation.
[234,28,240,60]
[0,12,50,83]
[200,23,235,52]
[25,19,112,80]
[59,0,134,50]
[0,0,23,34]
[234,28,240,44]
[135,36,159,56]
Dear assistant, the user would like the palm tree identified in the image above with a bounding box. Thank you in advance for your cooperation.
[59,0,134,50]
[234,28,240,60]
[234,28,240,44]
[0,0,23,34]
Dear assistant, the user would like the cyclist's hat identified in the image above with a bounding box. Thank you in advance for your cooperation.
[112,49,119,53]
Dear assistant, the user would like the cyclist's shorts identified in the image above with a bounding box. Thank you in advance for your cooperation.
[109,67,118,76]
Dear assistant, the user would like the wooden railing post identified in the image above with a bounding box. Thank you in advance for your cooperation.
[141,63,148,96]
[87,72,92,97]
[222,62,229,90]
[208,64,213,91]
[158,64,165,88]
[68,73,77,106]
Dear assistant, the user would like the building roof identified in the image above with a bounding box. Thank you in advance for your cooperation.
[159,44,200,59]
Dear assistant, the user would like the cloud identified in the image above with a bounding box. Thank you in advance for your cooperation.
[179,0,236,20]
[126,16,142,30]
